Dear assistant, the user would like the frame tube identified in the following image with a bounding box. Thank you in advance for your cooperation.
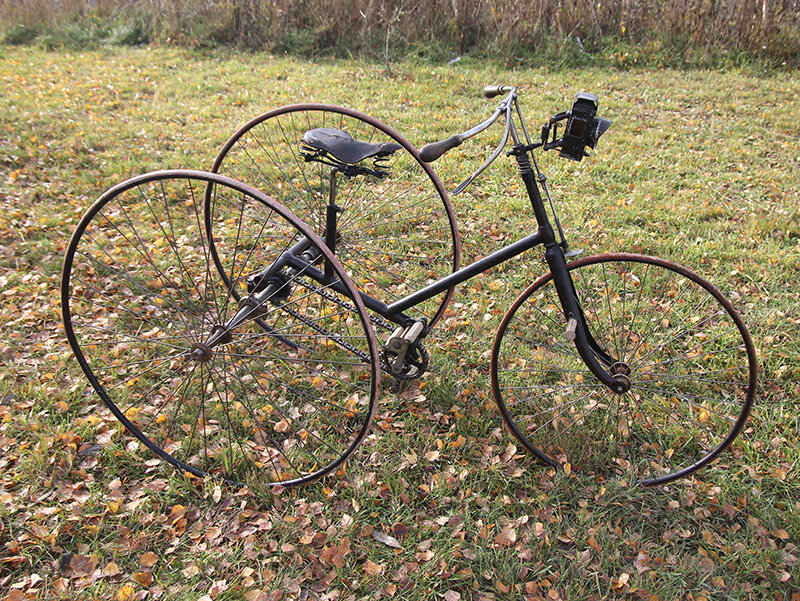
[388,228,548,314]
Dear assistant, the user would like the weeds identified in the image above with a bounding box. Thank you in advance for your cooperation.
[1,0,799,67]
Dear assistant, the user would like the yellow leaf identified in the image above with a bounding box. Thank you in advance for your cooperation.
[364,559,384,576]
[116,585,135,601]
[133,571,152,586]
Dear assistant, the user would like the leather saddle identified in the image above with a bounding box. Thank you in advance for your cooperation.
[301,128,402,165]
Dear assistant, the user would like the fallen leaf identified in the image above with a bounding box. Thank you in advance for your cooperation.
[416,550,435,562]
[116,585,135,601]
[69,554,98,577]
[103,562,121,576]
[182,565,200,578]
[425,450,440,462]
[496,526,516,547]
[372,530,403,549]
[611,573,630,591]
[633,551,650,573]
[364,559,384,576]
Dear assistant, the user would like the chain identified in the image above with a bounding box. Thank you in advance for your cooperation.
[293,276,396,333]
[271,299,374,364]
[285,275,427,380]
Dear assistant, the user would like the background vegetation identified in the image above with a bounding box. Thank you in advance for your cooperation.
[1,0,799,67]
[1,43,799,599]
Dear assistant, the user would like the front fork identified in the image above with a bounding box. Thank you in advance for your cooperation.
[513,144,627,395]
[545,245,629,394]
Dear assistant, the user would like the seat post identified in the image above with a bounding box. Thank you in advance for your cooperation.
[325,167,341,280]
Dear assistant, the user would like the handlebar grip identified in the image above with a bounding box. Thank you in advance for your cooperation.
[419,135,462,162]
[483,85,511,98]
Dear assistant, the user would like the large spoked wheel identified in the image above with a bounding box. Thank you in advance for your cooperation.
[491,253,757,485]
[62,170,380,489]
[209,104,461,331]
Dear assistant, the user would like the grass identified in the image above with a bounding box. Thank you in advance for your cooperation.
[1,46,799,600]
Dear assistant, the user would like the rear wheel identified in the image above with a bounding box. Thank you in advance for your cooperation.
[62,170,380,488]
[209,104,461,331]
[491,253,757,485]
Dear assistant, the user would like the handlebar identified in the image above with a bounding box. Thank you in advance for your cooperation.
[418,85,610,195]
[418,135,462,162]
[419,85,517,195]
[419,85,516,165]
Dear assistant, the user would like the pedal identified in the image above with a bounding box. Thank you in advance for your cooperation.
[383,321,426,377]
[390,378,410,394]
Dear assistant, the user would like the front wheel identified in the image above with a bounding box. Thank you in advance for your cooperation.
[491,253,757,485]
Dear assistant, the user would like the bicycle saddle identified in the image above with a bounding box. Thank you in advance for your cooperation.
[302,128,402,164]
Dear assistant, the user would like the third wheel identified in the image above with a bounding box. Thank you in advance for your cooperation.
[209,104,461,331]
[63,170,379,488]
[491,253,757,485]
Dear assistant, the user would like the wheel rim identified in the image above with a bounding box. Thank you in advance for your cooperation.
[209,104,461,330]
[492,253,757,485]
[62,170,379,488]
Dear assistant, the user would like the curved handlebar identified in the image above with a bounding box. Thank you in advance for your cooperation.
[419,85,515,165]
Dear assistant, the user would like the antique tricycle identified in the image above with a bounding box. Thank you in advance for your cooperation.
[61,85,757,489]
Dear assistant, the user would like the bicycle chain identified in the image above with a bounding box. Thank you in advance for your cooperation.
[285,276,428,380]
[271,298,374,364]
[293,276,396,333]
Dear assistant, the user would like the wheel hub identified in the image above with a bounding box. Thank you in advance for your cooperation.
[610,362,631,394]
[191,342,214,363]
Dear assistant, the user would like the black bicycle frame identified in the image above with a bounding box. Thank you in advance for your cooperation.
[276,140,626,393]
[283,222,548,323]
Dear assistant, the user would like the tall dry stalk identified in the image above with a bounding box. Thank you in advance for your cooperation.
[1,0,797,59]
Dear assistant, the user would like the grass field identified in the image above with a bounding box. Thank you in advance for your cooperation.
[1,46,799,600]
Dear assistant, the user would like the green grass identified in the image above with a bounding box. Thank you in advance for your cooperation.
[1,46,799,600]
